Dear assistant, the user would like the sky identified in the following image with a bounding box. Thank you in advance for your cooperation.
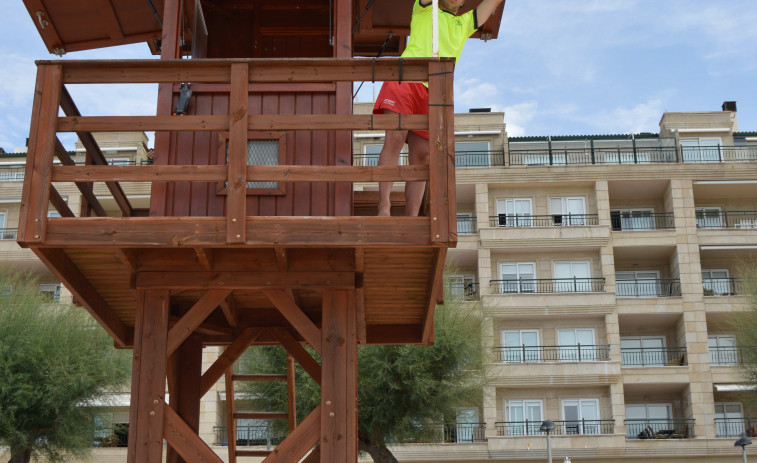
[1,0,756,151]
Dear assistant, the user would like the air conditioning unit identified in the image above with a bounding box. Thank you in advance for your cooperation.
[722,101,737,112]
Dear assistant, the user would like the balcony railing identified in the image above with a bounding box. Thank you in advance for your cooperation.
[703,277,744,296]
[621,347,687,367]
[416,422,487,443]
[611,212,675,230]
[682,145,757,163]
[446,281,479,301]
[353,150,505,168]
[509,147,678,166]
[0,164,26,181]
[494,344,610,363]
[490,278,605,294]
[0,228,18,240]
[488,214,599,227]
[496,419,615,436]
[616,279,681,297]
[213,425,286,447]
[696,211,757,229]
[457,216,477,234]
[94,423,129,448]
[715,417,757,438]
[626,418,694,439]
[709,346,749,366]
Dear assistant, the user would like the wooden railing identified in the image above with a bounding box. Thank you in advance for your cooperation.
[18,58,457,248]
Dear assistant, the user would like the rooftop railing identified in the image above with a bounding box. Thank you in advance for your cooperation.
[352,150,505,168]
[488,214,599,227]
[508,146,678,166]
[616,278,682,298]
[626,418,694,439]
[620,346,687,367]
[682,145,757,163]
[611,212,675,231]
[494,344,610,363]
[696,211,757,229]
[490,278,605,294]
[496,419,615,436]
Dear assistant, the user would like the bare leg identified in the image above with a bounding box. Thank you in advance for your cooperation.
[377,110,408,216]
[404,131,429,216]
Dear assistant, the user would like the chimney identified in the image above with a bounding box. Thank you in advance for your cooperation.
[722,101,737,112]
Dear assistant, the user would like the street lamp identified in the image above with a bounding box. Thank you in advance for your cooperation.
[735,435,752,463]
[540,420,556,463]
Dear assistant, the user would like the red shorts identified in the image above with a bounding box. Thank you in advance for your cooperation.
[373,81,429,140]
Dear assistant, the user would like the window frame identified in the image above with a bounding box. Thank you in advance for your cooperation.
[216,131,288,196]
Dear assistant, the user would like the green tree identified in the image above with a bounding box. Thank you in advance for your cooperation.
[239,287,484,463]
[734,261,757,408]
[0,269,131,463]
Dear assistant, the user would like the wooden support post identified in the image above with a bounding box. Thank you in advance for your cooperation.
[320,289,357,463]
[127,290,169,463]
[227,63,249,243]
[333,0,353,216]
[167,333,203,463]
[427,61,454,245]
[287,354,297,432]
[225,367,237,463]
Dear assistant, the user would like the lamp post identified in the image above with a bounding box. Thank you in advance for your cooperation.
[735,435,752,463]
[540,420,556,463]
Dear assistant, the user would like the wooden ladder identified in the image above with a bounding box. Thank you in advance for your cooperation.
[225,354,297,462]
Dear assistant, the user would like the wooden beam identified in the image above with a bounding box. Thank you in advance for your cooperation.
[219,294,238,328]
[355,248,367,344]
[194,248,213,270]
[287,354,296,432]
[54,138,108,217]
[95,0,125,40]
[166,289,232,356]
[231,374,286,382]
[233,412,288,420]
[301,446,320,463]
[33,248,131,346]
[166,333,202,463]
[115,248,137,274]
[263,289,322,356]
[224,367,237,463]
[137,271,354,291]
[422,248,447,345]
[52,165,226,182]
[163,402,224,463]
[271,328,321,386]
[261,406,321,463]
[227,63,249,244]
[274,247,288,271]
[200,328,261,396]
[43,216,433,247]
[48,185,74,217]
[169,317,233,337]
[427,61,452,245]
[236,450,272,457]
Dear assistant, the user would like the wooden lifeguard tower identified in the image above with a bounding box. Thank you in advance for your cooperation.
[18,0,504,461]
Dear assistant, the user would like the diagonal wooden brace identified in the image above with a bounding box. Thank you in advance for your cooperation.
[272,327,322,386]
[200,327,262,397]
[167,289,231,356]
[264,289,322,356]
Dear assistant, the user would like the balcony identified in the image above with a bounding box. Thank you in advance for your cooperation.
[213,425,285,447]
[621,347,687,367]
[0,228,18,240]
[697,210,757,229]
[508,146,677,166]
[496,420,615,436]
[400,422,487,443]
[0,164,26,181]
[446,281,479,301]
[493,344,611,363]
[93,423,129,448]
[490,278,605,294]
[710,346,746,366]
[616,279,682,298]
[715,417,757,438]
[682,145,757,163]
[488,214,599,227]
[703,277,744,296]
[625,418,694,439]
[353,150,505,168]
[611,212,675,231]
[457,216,477,235]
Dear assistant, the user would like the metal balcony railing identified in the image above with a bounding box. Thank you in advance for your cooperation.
[456,150,506,167]
[494,344,611,363]
[715,417,757,438]
[424,422,487,443]
[626,418,694,439]
[488,214,599,227]
[616,279,681,297]
[611,212,675,230]
[0,228,18,240]
[703,277,744,296]
[696,211,757,229]
[213,425,286,447]
[445,281,479,301]
[496,419,615,436]
[508,147,678,166]
[709,346,750,366]
[490,278,605,294]
[93,423,129,448]
[0,164,26,181]
[620,347,687,367]
[682,145,757,163]
[457,216,477,234]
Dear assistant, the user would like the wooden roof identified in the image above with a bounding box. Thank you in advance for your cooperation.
[23,0,505,56]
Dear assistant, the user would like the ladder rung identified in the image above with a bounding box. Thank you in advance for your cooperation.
[235,450,272,457]
[234,412,289,420]
[232,374,287,382]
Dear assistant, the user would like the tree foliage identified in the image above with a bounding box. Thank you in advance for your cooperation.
[0,269,131,463]
[239,287,483,463]
[733,260,757,408]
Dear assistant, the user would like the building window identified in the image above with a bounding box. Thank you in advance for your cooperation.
[455,407,481,443]
[549,197,586,225]
[456,212,475,234]
[496,198,532,227]
[562,398,600,434]
[446,274,477,300]
[553,261,591,292]
[620,336,666,366]
[557,328,596,361]
[218,132,287,195]
[625,404,671,438]
[505,400,543,435]
[501,330,539,363]
[610,209,655,230]
[695,207,723,228]
[709,334,738,365]
[702,269,731,295]
[681,137,722,163]
[715,403,745,437]
[455,141,491,166]
[39,283,61,302]
[616,270,661,297]
[498,262,536,293]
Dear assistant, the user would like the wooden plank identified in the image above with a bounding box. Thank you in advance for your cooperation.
[261,406,321,463]
[233,412,289,420]
[194,248,213,270]
[58,87,132,217]
[167,289,232,356]
[137,271,354,290]
[163,402,224,463]
[58,32,162,54]
[200,328,262,396]
[126,290,146,463]
[231,374,287,382]
[22,1,65,55]
[274,247,288,271]
[54,138,108,217]
[48,185,74,217]
[355,248,367,344]
[33,248,131,346]
[57,115,229,132]
[115,248,137,273]
[95,0,125,40]
[263,289,322,356]
[422,248,447,345]
[272,328,322,386]
[301,446,320,463]
[224,367,237,463]
[249,114,427,131]
[287,354,297,432]
[427,61,451,245]
[442,61,458,248]
[219,294,238,328]
[227,63,249,244]
[17,65,45,243]
[365,324,423,344]
[42,216,432,247]
[236,450,272,457]
[51,165,227,182]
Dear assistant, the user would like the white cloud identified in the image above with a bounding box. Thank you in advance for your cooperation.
[501,101,538,137]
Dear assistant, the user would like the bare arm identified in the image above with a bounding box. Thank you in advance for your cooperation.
[476,0,505,28]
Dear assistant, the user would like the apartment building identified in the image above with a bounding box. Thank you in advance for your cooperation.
[3,102,756,462]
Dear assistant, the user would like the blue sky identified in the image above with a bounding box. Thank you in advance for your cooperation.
[2,0,756,151]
